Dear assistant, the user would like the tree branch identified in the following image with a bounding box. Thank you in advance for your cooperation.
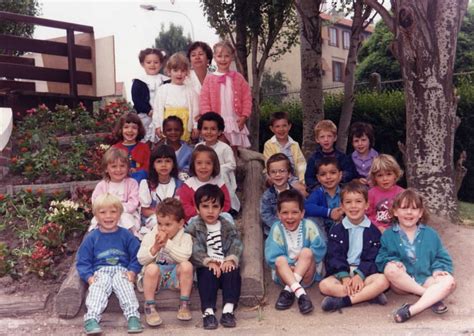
[363,0,395,33]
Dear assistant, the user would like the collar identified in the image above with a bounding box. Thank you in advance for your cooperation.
[352,148,378,160]
[342,215,371,229]
[323,185,340,197]
[392,223,426,232]
[269,135,297,146]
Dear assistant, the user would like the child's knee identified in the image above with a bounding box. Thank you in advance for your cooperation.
[144,263,160,278]
[178,261,193,275]
[372,273,390,288]
[275,256,289,268]
[318,278,331,293]
[441,274,456,292]
[384,262,403,279]
[299,247,314,260]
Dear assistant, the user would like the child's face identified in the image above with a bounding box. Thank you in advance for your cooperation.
[122,122,139,144]
[393,200,423,229]
[268,160,290,189]
[201,120,221,145]
[194,152,213,181]
[170,68,188,85]
[317,164,342,192]
[316,130,336,152]
[163,120,183,144]
[197,198,222,224]
[374,170,397,191]
[95,205,121,233]
[153,157,173,179]
[352,134,370,156]
[142,54,162,76]
[157,214,184,238]
[107,159,128,182]
[341,192,368,224]
[278,201,304,232]
[270,119,291,142]
[190,46,208,69]
[214,46,233,72]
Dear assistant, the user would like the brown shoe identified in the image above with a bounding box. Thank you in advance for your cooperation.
[177,304,192,321]
[144,304,162,327]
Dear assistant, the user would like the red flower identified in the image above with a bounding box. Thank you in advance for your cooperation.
[10,157,17,164]
[0,194,5,201]
[20,147,28,153]
[25,188,32,193]
[78,164,86,171]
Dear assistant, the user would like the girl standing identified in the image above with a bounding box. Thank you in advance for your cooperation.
[131,48,169,142]
[176,145,231,221]
[376,189,455,323]
[366,154,405,232]
[152,52,199,142]
[112,113,150,183]
[200,41,252,152]
[139,145,182,231]
[90,147,140,236]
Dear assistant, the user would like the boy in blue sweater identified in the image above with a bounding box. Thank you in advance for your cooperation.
[77,193,143,334]
[265,189,326,315]
[305,119,358,191]
[319,181,389,312]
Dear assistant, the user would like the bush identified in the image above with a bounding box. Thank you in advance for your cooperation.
[260,88,474,202]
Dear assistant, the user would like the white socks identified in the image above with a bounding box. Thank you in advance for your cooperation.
[204,308,214,316]
[223,303,234,314]
[284,272,305,298]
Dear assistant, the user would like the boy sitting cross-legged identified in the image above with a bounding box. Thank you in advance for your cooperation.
[77,193,143,335]
[137,198,193,327]
[304,157,345,239]
[186,184,243,329]
[305,119,358,191]
[319,181,389,312]
[265,189,327,315]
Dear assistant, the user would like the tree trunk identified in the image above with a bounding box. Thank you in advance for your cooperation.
[249,36,261,151]
[388,0,468,221]
[296,0,324,157]
[235,0,249,79]
[336,0,371,153]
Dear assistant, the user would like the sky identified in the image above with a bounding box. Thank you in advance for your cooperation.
[35,0,219,100]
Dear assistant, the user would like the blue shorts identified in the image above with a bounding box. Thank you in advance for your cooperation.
[271,266,322,288]
[158,263,179,290]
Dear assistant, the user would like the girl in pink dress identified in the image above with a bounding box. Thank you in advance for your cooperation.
[199,41,252,153]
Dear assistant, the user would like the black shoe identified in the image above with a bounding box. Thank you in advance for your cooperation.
[275,290,295,310]
[297,294,314,314]
[220,312,236,328]
[321,296,345,312]
[203,314,218,330]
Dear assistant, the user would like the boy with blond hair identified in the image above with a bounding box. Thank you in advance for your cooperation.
[137,198,193,327]
[305,120,358,191]
[77,193,143,334]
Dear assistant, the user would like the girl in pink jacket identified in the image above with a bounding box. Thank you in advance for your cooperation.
[200,41,252,151]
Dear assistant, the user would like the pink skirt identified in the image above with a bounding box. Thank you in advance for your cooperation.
[222,116,251,148]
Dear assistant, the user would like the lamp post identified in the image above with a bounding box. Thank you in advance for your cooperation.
[140,4,195,41]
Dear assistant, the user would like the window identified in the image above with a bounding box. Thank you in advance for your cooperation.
[343,31,350,49]
[328,27,338,47]
[332,61,344,82]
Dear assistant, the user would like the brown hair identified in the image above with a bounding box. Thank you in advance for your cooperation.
[266,153,292,175]
[138,48,166,64]
[156,198,185,222]
[391,188,430,223]
[269,111,291,127]
[189,145,220,178]
[101,147,129,180]
[112,112,146,143]
[277,189,304,212]
[187,41,213,65]
[341,180,368,202]
[368,154,403,184]
[166,52,190,73]
[314,119,337,137]
[350,122,375,148]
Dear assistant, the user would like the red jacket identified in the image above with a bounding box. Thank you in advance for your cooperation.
[199,71,252,118]
[113,142,150,173]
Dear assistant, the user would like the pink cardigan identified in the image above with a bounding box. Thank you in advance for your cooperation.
[199,71,252,118]
[91,178,140,214]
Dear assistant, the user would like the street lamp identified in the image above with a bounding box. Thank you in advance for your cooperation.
[140,4,195,41]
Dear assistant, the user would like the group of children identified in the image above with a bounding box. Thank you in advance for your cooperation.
[75,39,456,334]
[260,114,455,323]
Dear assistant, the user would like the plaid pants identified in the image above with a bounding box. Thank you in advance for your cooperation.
[84,266,139,322]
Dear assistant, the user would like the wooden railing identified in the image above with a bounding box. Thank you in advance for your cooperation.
[0,11,94,98]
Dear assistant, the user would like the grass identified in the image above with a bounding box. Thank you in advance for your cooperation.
[459,201,474,226]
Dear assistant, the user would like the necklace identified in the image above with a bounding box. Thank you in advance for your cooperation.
[284,222,303,250]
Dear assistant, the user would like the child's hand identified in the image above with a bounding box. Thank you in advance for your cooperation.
[208,261,222,278]
[148,110,153,117]
[126,271,136,283]
[87,275,95,285]
[341,277,351,295]
[330,207,344,221]
[156,230,169,245]
[191,128,200,140]
[237,116,247,130]
[358,178,369,185]
[349,274,364,294]
[433,270,449,278]
[220,260,236,273]
[291,181,309,198]
[155,127,162,138]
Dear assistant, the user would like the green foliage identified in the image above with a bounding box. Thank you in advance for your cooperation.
[261,70,290,104]
[456,6,474,73]
[154,23,192,56]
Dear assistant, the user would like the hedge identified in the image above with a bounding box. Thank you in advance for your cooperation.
[260,87,474,202]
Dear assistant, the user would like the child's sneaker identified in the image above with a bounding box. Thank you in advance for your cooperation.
[84,318,102,335]
[369,293,388,305]
[177,304,192,321]
[144,304,162,326]
[127,316,143,334]
[321,296,345,312]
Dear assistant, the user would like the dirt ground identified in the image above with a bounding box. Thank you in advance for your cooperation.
[1,217,473,336]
